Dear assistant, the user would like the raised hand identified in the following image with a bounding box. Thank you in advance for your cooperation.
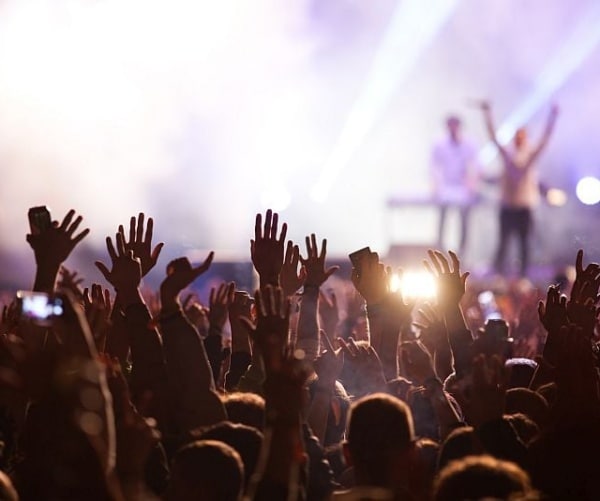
[413,302,446,352]
[424,250,469,307]
[251,209,287,287]
[400,341,436,385]
[338,337,386,395]
[95,233,142,294]
[58,266,85,300]
[538,285,568,332]
[83,284,112,352]
[228,290,254,354]
[280,241,306,298]
[567,281,599,336]
[571,250,600,302]
[159,253,214,308]
[0,301,19,336]
[27,209,90,268]
[460,354,507,427]
[300,234,339,288]
[313,332,344,389]
[351,252,387,305]
[240,286,290,374]
[118,213,164,277]
[208,282,235,332]
[319,290,339,342]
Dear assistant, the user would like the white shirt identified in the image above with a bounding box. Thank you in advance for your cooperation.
[430,137,478,205]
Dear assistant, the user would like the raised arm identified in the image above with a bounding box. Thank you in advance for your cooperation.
[158,253,226,431]
[527,104,559,166]
[479,101,510,161]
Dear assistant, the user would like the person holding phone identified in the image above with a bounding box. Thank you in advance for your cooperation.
[479,101,559,277]
[430,115,480,254]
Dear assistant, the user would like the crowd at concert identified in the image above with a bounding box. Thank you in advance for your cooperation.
[0,206,598,500]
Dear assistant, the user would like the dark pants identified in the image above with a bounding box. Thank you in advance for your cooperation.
[438,205,470,253]
[494,207,532,276]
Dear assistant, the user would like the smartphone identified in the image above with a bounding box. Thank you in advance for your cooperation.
[349,247,372,271]
[477,290,502,321]
[16,291,64,327]
[28,206,52,235]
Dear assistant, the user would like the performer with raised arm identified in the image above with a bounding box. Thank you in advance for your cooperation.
[479,101,559,277]
[430,115,480,254]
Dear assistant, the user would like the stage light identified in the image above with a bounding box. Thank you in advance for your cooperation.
[311,0,460,202]
[390,270,437,299]
[576,176,600,205]
[546,188,567,207]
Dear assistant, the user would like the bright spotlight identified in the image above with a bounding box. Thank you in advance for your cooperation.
[392,270,437,299]
[576,176,600,205]
[546,188,568,207]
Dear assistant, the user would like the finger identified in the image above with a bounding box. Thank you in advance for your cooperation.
[324,266,339,280]
[106,236,117,262]
[254,213,262,240]
[311,234,318,258]
[116,232,126,257]
[104,289,112,311]
[292,244,300,266]
[427,250,442,275]
[448,250,460,275]
[285,241,293,263]
[263,209,272,239]
[209,287,216,306]
[60,209,75,230]
[279,222,287,243]
[136,213,145,243]
[145,217,154,245]
[72,228,90,246]
[304,235,311,260]
[320,238,328,261]
[67,215,83,236]
[337,338,353,357]
[270,212,279,240]
[95,261,111,282]
[434,251,451,274]
[576,249,583,274]
[196,251,215,275]
[129,216,136,245]
[423,259,436,278]
[150,242,164,265]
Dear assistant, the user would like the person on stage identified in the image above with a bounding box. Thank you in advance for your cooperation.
[480,101,559,277]
[430,115,480,253]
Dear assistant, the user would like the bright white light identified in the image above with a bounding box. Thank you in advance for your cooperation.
[576,177,600,205]
[311,0,460,202]
[260,185,292,212]
[392,271,437,299]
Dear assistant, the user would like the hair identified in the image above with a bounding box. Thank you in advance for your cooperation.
[505,358,538,389]
[504,413,540,445]
[347,393,415,486]
[194,421,263,488]
[438,426,476,471]
[168,440,244,501]
[221,392,265,431]
[433,455,536,501]
[505,388,549,429]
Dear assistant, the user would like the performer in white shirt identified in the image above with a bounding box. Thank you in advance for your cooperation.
[430,115,480,253]
[480,101,559,276]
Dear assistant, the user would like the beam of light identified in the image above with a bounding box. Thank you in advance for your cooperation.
[479,3,600,165]
[310,0,460,202]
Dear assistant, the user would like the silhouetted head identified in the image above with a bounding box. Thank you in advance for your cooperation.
[434,455,536,501]
[167,440,244,501]
[221,392,266,431]
[446,115,462,142]
[344,393,416,491]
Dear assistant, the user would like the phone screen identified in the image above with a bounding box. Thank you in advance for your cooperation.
[17,291,64,326]
[28,206,52,235]
[349,247,372,270]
